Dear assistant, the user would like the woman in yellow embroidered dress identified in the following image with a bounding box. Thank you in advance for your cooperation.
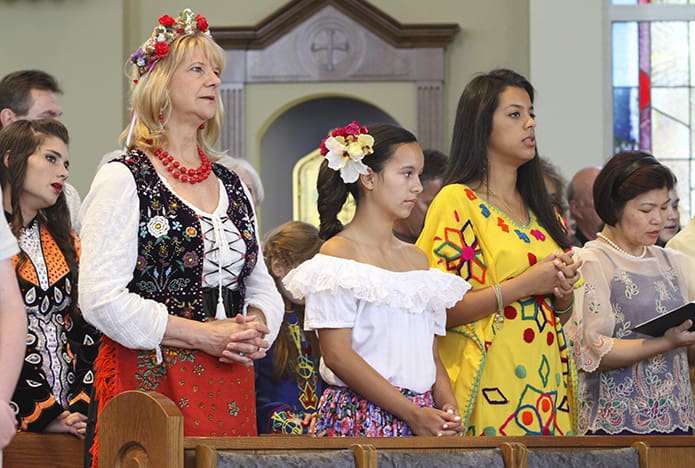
[417,69,582,436]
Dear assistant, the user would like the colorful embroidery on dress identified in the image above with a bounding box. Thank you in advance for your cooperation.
[11,221,97,431]
[433,220,487,283]
[118,150,257,319]
[497,384,564,436]
[418,184,578,436]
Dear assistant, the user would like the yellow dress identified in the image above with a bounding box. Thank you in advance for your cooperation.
[416,184,577,436]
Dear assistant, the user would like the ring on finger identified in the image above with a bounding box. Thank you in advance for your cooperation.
[239,351,245,357]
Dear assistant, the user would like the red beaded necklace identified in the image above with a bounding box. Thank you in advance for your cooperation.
[154,147,212,184]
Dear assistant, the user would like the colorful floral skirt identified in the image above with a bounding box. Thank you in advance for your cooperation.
[314,385,434,437]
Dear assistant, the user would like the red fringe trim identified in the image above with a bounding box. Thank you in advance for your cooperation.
[90,337,118,468]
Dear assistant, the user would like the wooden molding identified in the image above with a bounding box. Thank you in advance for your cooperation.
[210,0,459,49]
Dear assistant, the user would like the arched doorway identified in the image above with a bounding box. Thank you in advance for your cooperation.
[259,96,396,233]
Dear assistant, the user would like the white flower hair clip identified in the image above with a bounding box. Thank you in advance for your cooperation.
[319,121,375,183]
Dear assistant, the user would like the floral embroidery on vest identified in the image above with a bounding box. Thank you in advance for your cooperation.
[117,149,258,322]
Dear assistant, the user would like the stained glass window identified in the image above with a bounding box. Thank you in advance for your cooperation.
[611,1,695,222]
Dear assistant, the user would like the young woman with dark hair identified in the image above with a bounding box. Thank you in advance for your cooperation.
[0,118,98,438]
[284,121,469,436]
[417,69,582,436]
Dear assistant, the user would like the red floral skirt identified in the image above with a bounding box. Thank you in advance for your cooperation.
[90,337,256,466]
[97,336,256,435]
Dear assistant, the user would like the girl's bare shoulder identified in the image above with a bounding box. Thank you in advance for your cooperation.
[319,235,359,260]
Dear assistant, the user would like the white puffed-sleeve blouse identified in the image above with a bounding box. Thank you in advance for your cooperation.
[284,254,471,394]
[78,161,282,351]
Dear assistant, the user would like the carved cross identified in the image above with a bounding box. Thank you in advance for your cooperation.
[310,28,349,71]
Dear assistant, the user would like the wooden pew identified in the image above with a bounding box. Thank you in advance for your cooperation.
[8,389,681,468]
[101,390,693,468]
[98,391,525,467]
[3,432,84,468]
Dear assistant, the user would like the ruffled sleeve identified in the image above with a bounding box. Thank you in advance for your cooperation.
[283,254,471,332]
[566,247,615,372]
[426,269,472,334]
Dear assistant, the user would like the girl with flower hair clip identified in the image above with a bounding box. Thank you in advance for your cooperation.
[283,122,469,436]
[78,8,283,463]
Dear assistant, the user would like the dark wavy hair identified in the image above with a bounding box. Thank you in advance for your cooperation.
[263,221,322,382]
[593,150,675,226]
[0,119,79,318]
[316,123,417,240]
[445,69,570,249]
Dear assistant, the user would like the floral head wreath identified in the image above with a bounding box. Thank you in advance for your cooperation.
[129,8,210,79]
[319,121,375,183]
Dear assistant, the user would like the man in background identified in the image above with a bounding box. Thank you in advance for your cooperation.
[0,70,81,229]
[394,148,447,244]
[567,166,602,246]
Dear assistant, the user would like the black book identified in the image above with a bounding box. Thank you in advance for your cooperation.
[632,302,695,337]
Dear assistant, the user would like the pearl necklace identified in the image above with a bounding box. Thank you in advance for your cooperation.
[154,147,212,184]
[596,232,646,259]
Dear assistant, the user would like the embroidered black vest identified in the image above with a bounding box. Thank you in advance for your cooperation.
[117,149,258,321]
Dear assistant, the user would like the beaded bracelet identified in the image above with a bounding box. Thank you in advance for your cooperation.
[493,283,503,311]
[554,296,575,315]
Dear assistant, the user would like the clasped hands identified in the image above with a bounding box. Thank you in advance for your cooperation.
[531,250,582,301]
[203,314,270,366]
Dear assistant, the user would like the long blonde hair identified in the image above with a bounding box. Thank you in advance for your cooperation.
[120,33,225,158]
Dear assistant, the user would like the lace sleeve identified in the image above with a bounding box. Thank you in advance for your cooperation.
[567,248,616,372]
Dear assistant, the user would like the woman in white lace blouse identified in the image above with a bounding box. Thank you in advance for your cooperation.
[567,150,695,435]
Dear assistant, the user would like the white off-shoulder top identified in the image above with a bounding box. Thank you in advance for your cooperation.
[283,254,471,394]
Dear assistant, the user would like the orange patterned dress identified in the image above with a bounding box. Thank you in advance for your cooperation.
[11,219,99,431]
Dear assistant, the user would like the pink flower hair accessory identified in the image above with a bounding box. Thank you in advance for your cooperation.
[130,8,210,78]
[319,121,374,183]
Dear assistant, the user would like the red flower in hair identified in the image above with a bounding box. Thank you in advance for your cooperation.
[196,14,209,32]
[154,41,170,58]
[158,15,176,26]
[319,137,330,156]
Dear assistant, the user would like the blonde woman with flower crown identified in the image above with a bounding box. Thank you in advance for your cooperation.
[283,122,468,436]
[78,9,283,458]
